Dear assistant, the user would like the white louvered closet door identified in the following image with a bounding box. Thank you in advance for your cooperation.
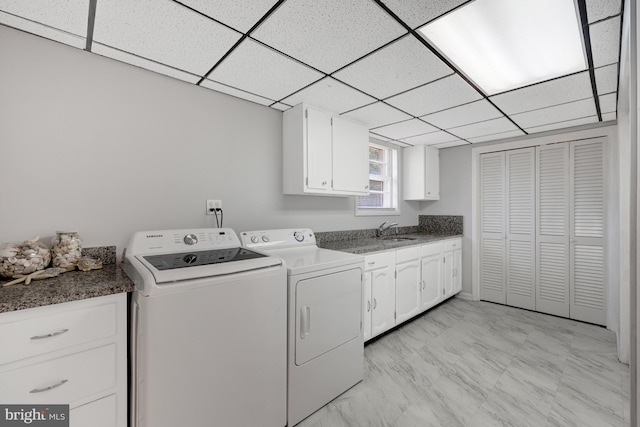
[570,140,606,325]
[536,144,570,318]
[480,152,506,304]
[505,148,536,310]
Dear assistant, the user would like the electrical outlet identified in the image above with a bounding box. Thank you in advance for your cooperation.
[206,199,222,215]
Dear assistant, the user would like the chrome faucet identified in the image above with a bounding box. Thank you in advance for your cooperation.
[376,221,398,237]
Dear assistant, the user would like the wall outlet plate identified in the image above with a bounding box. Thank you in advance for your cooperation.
[206,199,222,215]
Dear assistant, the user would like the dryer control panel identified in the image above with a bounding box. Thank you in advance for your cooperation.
[241,228,316,249]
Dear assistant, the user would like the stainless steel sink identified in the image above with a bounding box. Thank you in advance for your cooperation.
[380,236,417,242]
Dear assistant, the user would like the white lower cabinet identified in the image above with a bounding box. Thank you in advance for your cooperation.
[395,247,422,324]
[363,252,395,341]
[0,293,127,427]
[421,242,444,310]
[443,238,463,299]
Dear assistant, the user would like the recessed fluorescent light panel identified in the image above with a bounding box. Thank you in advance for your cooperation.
[418,0,587,95]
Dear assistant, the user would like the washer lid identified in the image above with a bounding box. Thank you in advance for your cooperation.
[267,246,363,275]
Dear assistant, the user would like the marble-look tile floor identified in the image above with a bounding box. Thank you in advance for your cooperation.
[298,298,630,427]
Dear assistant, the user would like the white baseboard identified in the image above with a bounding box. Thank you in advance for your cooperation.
[455,292,474,301]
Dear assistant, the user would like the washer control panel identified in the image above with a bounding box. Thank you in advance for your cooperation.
[241,229,316,249]
[126,228,241,254]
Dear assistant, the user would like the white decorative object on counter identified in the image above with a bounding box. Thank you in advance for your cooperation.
[0,236,51,278]
[51,231,82,270]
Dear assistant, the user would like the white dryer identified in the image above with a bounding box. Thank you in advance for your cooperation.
[241,229,364,426]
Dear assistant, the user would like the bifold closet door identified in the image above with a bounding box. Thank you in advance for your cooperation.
[505,148,536,310]
[479,152,506,304]
[570,140,606,325]
[536,144,570,318]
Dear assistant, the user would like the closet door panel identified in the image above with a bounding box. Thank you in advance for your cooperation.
[536,144,570,317]
[505,148,535,310]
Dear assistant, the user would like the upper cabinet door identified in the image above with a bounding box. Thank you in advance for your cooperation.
[331,115,369,195]
[305,106,333,191]
[403,145,440,200]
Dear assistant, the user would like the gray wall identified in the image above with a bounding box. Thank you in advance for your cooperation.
[0,27,420,254]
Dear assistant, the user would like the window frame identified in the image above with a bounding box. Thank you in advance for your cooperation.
[355,142,400,217]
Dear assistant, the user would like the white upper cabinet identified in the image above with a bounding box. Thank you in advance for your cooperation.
[283,103,369,196]
[403,144,440,200]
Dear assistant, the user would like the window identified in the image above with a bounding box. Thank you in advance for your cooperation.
[356,143,399,216]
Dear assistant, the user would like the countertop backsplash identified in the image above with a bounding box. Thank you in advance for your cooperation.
[315,226,419,244]
[418,215,463,235]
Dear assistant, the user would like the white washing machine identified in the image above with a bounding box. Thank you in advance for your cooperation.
[241,228,364,426]
[123,228,287,427]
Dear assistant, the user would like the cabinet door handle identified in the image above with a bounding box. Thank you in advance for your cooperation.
[30,379,68,394]
[368,261,376,266]
[422,280,425,290]
[365,185,369,189]
[30,329,69,340]
[373,298,377,309]
[367,300,371,313]
[322,181,327,186]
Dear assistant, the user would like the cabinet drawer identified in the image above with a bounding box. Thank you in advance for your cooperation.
[71,394,116,427]
[0,302,117,365]
[364,251,394,271]
[422,241,444,257]
[395,246,421,264]
[0,344,116,406]
[445,238,462,252]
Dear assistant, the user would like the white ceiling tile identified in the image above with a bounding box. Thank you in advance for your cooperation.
[371,119,438,140]
[602,112,617,121]
[599,93,617,113]
[92,43,200,83]
[332,35,453,99]
[448,117,519,139]
[380,0,468,29]
[209,39,323,101]
[271,102,292,111]
[386,74,482,117]
[0,11,85,48]
[590,17,621,67]
[0,0,88,40]
[341,102,412,128]
[201,79,275,105]
[525,116,599,134]
[467,130,525,144]
[281,77,375,114]
[369,132,393,142]
[178,0,280,33]
[433,140,469,149]
[511,98,597,129]
[252,0,406,73]
[420,100,503,129]
[586,0,621,24]
[490,71,592,114]
[93,0,242,75]
[400,131,460,145]
[595,63,619,95]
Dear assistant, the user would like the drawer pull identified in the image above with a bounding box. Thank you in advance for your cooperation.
[367,300,371,313]
[368,262,376,266]
[30,379,68,394]
[30,329,69,340]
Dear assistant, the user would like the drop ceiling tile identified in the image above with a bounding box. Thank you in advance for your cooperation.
[602,112,617,121]
[201,79,275,105]
[0,11,85,48]
[510,98,597,129]
[0,0,88,42]
[251,0,406,73]
[371,119,438,140]
[421,100,503,129]
[93,0,242,75]
[178,0,280,33]
[379,0,468,29]
[399,131,460,146]
[490,71,592,115]
[92,43,200,83]
[341,102,411,128]
[332,35,453,99]
[448,117,519,139]
[586,0,621,23]
[525,116,599,134]
[271,102,292,111]
[209,39,323,101]
[590,16,621,68]
[369,132,392,142]
[595,63,619,95]
[281,77,375,114]
[433,140,469,149]
[386,74,482,117]
[467,130,525,144]
[599,93,617,113]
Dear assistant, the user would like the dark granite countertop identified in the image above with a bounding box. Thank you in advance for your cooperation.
[0,264,133,313]
[319,232,462,255]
